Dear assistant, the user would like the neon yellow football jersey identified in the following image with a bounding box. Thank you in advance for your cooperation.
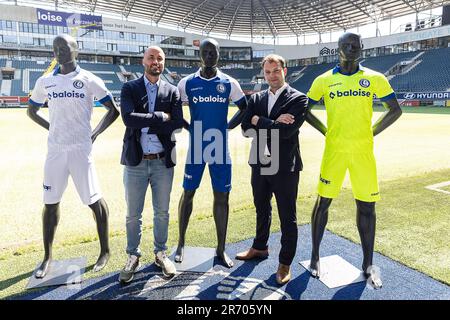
[307,64,395,153]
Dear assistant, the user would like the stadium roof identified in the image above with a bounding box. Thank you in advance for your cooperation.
[26,0,450,38]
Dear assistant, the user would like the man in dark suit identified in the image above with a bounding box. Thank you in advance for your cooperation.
[238,54,308,285]
[119,46,183,283]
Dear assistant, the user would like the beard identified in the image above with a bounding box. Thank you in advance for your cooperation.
[145,65,162,76]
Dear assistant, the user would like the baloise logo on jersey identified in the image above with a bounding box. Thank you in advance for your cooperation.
[329,88,371,99]
[48,90,86,100]
[192,95,228,104]
[48,80,86,100]
[329,78,371,99]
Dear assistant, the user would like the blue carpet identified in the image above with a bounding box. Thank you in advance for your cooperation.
[12,225,450,300]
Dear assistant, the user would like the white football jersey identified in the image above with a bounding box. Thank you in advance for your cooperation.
[29,65,112,152]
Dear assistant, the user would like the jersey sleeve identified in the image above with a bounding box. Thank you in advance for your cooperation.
[374,74,395,102]
[229,77,245,103]
[29,77,47,106]
[177,77,189,102]
[90,75,113,104]
[307,75,324,104]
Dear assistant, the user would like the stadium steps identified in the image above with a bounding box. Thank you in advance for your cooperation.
[116,71,126,83]
[22,69,29,93]
[0,79,12,96]
[254,82,263,91]
[160,72,174,84]
[118,65,127,73]
[162,68,175,84]
[397,51,426,75]
[288,66,307,83]
[90,70,116,75]
[117,65,135,82]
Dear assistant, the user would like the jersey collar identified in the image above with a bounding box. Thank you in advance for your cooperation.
[53,64,81,76]
[194,68,222,81]
[332,63,365,76]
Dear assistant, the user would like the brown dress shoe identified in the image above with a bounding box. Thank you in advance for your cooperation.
[235,247,269,260]
[276,263,291,285]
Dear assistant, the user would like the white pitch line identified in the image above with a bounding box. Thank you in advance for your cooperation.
[425,181,450,195]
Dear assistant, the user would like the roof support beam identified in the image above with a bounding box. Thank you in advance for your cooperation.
[90,0,98,13]
[153,0,174,24]
[179,0,211,29]
[250,0,254,41]
[276,0,303,35]
[257,0,278,38]
[226,0,245,37]
[303,0,347,30]
[122,0,137,18]
[292,7,323,34]
[346,0,377,22]
[400,0,421,11]
[203,0,236,34]
[366,1,388,19]
[281,2,322,34]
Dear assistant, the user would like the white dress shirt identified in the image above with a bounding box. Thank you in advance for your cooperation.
[265,83,288,156]
[267,83,288,116]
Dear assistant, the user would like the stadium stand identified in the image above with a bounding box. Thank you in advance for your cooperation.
[289,62,335,93]
[361,51,419,74]
[167,67,198,78]
[2,47,449,101]
[221,68,260,83]
[390,47,450,92]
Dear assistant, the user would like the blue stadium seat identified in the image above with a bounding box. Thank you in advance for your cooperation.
[390,47,450,92]
[362,51,419,74]
[5,48,450,99]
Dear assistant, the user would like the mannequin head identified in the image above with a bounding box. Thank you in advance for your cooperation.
[199,38,219,78]
[337,32,363,63]
[53,34,78,65]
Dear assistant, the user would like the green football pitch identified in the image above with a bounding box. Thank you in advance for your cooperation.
[0,106,449,298]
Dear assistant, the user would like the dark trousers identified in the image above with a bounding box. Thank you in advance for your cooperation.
[251,167,299,266]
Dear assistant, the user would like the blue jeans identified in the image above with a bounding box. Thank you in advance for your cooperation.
[124,158,174,257]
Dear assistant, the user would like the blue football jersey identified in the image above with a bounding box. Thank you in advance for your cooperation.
[178,69,245,135]
[178,69,245,166]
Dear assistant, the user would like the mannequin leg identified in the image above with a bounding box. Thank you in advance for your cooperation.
[89,198,110,272]
[310,196,333,278]
[175,189,196,263]
[35,203,60,278]
[355,199,382,288]
[213,191,233,268]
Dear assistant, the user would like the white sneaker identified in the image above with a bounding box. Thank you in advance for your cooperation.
[155,251,176,278]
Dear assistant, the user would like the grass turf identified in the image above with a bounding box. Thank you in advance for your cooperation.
[0,106,449,298]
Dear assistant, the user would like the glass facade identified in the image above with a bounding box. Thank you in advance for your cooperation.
[0,17,448,68]
[0,19,194,59]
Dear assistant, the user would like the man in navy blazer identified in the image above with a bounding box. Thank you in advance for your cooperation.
[119,46,183,283]
[239,54,308,285]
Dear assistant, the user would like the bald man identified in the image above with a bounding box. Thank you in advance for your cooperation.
[119,46,183,283]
